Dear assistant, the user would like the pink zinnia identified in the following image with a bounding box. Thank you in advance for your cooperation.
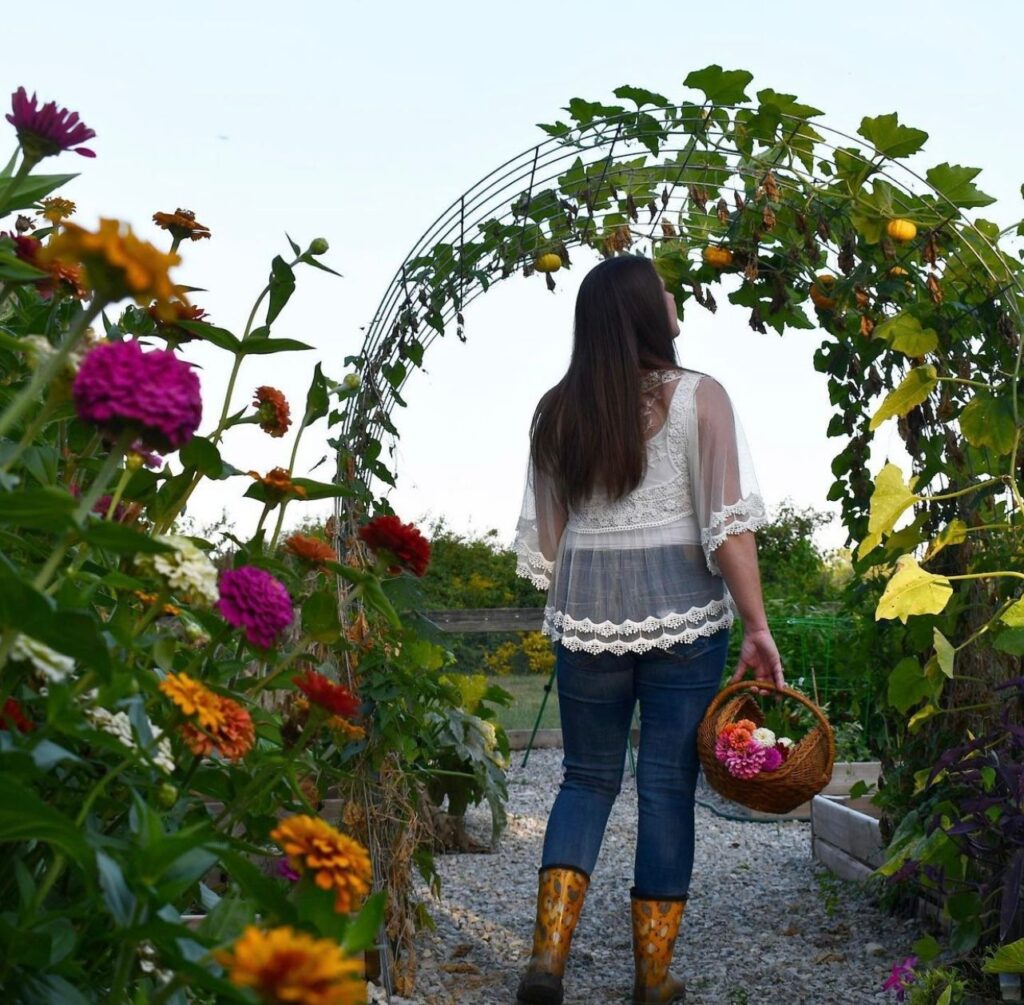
[73,340,201,452]
[7,87,95,160]
[761,746,784,772]
[216,566,293,648]
[724,741,766,779]
[714,735,733,763]
[882,956,918,1001]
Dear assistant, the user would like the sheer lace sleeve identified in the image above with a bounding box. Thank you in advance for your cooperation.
[513,454,567,591]
[686,375,768,576]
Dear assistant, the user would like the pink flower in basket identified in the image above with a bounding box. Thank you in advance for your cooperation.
[723,740,766,779]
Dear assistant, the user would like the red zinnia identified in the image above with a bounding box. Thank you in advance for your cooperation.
[253,386,292,438]
[1,698,33,733]
[7,87,95,161]
[293,670,360,719]
[357,514,431,577]
[2,231,86,299]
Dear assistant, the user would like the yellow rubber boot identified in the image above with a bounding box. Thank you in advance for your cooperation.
[630,889,688,1004]
[516,864,590,1005]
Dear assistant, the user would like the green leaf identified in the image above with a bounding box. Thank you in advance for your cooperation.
[857,113,928,158]
[907,702,940,732]
[342,890,387,953]
[1002,598,1024,627]
[683,65,754,104]
[304,362,330,424]
[180,435,226,478]
[0,250,48,281]
[613,85,669,109]
[926,163,995,208]
[994,629,1024,655]
[153,635,176,673]
[266,255,296,325]
[197,891,255,943]
[936,986,952,1005]
[983,936,1024,974]
[875,555,952,624]
[16,975,92,1005]
[933,628,955,678]
[3,172,78,214]
[913,934,942,963]
[80,520,176,554]
[0,774,90,865]
[887,657,933,713]
[960,393,1017,455]
[924,519,968,561]
[0,487,75,529]
[873,313,938,356]
[174,321,242,353]
[869,366,938,431]
[96,850,136,926]
[239,336,314,356]
[302,589,342,643]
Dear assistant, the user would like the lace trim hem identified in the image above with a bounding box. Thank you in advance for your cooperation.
[514,540,554,591]
[543,606,734,655]
[543,596,733,637]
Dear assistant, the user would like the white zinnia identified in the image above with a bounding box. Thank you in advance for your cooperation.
[11,635,75,682]
[778,736,795,749]
[137,535,219,608]
[752,727,777,748]
[85,703,175,774]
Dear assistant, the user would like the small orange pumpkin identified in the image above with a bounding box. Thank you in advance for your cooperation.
[886,218,917,243]
[535,253,563,273]
[703,246,733,269]
[888,266,909,277]
[809,274,838,311]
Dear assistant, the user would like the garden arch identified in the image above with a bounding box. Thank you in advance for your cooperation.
[331,67,1024,993]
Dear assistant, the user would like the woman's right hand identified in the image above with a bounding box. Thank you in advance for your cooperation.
[728,628,785,696]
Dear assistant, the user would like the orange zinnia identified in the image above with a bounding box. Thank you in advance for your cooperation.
[180,693,255,762]
[249,467,307,502]
[152,208,211,242]
[285,533,336,565]
[215,925,364,1005]
[271,815,372,913]
[253,386,292,438]
[37,196,76,225]
[40,218,182,317]
[159,672,225,731]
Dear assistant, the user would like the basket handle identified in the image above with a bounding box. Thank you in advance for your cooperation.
[705,680,835,760]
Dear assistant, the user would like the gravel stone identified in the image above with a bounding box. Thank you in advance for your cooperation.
[378,747,921,1004]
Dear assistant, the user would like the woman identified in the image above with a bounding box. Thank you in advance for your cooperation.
[511,255,785,1005]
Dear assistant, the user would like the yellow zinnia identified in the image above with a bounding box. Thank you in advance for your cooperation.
[215,925,365,1005]
[271,815,372,913]
[39,218,183,318]
[158,672,226,731]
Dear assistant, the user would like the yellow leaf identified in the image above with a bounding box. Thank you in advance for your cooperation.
[907,702,939,732]
[933,628,955,678]
[1002,598,1024,628]
[869,365,938,431]
[865,464,919,555]
[875,554,953,624]
[856,529,882,560]
[924,519,967,561]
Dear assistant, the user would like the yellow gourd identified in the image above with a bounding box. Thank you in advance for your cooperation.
[886,219,917,243]
[809,274,837,311]
[535,253,562,273]
[703,246,733,269]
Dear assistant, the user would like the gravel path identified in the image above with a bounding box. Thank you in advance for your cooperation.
[371,747,922,1005]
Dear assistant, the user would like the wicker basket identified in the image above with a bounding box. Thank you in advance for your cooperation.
[696,680,835,814]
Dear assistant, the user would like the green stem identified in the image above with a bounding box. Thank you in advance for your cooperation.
[181,624,231,677]
[107,901,144,1003]
[149,976,186,1005]
[73,432,132,523]
[249,634,314,697]
[922,477,1003,503]
[0,300,103,441]
[28,852,66,916]
[934,375,993,391]
[132,588,172,639]
[0,397,58,474]
[946,571,1024,582]
[268,418,310,553]
[104,464,133,521]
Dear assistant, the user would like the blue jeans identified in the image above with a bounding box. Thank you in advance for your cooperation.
[540,628,730,899]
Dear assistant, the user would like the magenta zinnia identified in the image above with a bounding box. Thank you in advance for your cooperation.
[723,741,767,779]
[216,566,294,648]
[7,87,95,161]
[73,340,202,452]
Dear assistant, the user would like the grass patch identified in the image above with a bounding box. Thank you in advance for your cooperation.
[486,674,561,731]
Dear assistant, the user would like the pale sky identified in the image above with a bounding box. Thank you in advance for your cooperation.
[7,0,1022,556]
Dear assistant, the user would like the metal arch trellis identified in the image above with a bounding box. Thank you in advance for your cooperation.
[334,106,1024,520]
[330,94,1024,1000]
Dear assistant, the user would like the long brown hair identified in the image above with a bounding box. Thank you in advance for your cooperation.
[530,255,681,511]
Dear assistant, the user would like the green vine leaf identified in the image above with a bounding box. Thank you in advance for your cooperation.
[1001,598,1024,628]
[869,365,938,431]
[933,628,955,678]
[873,313,939,357]
[612,85,669,109]
[959,393,1017,455]
[683,65,754,105]
[860,463,919,557]
[926,163,996,209]
[875,554,952,624]
[857,113,928,158]
[924,519,968,561]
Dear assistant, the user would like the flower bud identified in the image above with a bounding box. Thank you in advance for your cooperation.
[343,373,360,390]
[308,237,329,256]
[156,783,179,808]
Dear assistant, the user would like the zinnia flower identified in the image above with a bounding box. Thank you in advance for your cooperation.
[1,698,33,733]
[159,672,226,731]
[216,566,294,648]
[357,514,431,577]
[152,208,211,243]
[271,815,372,913]
[285,533,336,565]
[253,386,292,438]
[179,693,254,762]
[723,741,767,779]
[761,746,784,771]
[73,340,202,452]
[2,231,86,299]
[215,925,365,1005]
[249,467,307,503]
[11,634,74,682]
[148,300,210,342]
[7,87,95,161]
[40,219,182,317]
[135,535,220,608]
[293,670,359,719]
[752,727,776,748]
[329,718,367,742]
[37,196,76,225]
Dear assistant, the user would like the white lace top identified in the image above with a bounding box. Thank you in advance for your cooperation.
[513,368,768,654]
